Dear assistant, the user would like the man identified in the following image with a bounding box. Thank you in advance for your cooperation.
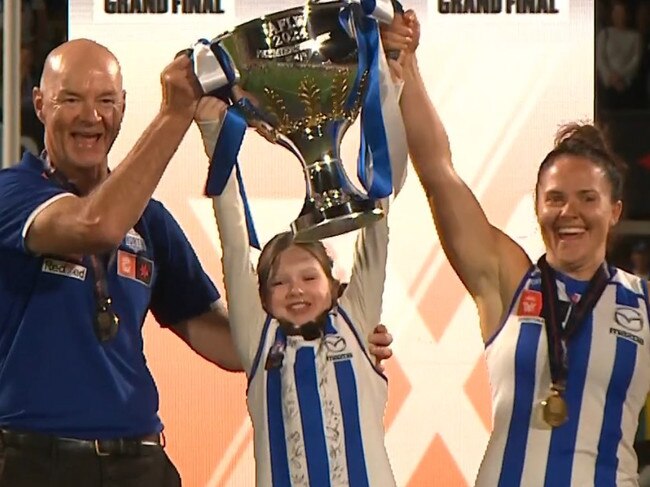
[0,39,392,486]
[0,38,239,487]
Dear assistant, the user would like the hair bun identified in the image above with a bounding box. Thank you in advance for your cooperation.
[553,122,626,174]
[554,123,607,152]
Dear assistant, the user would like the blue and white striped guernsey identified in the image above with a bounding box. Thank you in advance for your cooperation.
[476,266,650,487]
[247,310,394,487]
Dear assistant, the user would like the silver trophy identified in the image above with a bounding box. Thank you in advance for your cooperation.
[209,1,387,242]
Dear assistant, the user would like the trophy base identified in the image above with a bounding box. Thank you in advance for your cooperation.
[291,197,384,242]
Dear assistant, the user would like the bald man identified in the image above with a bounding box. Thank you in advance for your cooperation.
[0,39,240,487]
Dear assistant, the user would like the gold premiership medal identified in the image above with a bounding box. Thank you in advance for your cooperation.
[541,388,568,427]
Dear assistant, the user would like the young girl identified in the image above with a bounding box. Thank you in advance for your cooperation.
[196,98,397,487]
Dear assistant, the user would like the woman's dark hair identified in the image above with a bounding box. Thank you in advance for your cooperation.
[535,122,627,203]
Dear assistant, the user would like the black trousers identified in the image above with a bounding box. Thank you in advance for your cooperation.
[0,431,181,487]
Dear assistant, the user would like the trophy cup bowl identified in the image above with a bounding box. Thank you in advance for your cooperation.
[213,1,384,242]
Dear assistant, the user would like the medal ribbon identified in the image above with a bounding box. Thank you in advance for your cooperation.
[537,255,611,389]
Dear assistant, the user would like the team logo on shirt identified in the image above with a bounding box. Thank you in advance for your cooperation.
[517,289,542,317]
[42,258,87,281]
[325,335,352,362]
[117,250,153,286]
[123,228,146,253]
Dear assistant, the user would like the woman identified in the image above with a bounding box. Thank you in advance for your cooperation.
[384,11,650,487]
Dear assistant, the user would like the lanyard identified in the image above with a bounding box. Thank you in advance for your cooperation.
[40,155,120,342]
[537,255,611,388]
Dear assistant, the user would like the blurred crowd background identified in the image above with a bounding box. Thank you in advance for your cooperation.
[596,0,650,265]
[0,1,67,157]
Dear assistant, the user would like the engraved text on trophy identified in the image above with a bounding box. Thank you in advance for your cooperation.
[258,14,310,61]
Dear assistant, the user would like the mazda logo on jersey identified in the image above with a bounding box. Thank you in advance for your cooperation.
[614,306,644,332]
[324,336,347,353]
[324,335,352,362]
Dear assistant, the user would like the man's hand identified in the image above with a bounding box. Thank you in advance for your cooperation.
[160,54,203,119]
[368,324,394,372]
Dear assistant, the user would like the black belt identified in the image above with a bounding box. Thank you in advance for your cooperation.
[0,429,163,457]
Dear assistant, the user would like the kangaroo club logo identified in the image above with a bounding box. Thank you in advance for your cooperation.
[517,289,542,317]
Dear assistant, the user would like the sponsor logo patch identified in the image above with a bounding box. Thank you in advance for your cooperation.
[614,306,644,332]
[609,306,645,345]
[117,250,153,286]
[517,289,542,316]
[123,228,146,253]
[42,258,87,281]
[324,335,352,362]
[609,327,644,345]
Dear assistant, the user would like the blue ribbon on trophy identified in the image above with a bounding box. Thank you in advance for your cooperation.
[340,7,387,196]
[192,0,408,245]
[192,39,261,249]
[339,0,407,199]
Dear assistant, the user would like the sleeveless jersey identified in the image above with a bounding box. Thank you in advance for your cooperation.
[476,266,650,487]
[247,310,394,487]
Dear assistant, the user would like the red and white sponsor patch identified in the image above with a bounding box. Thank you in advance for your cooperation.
[117,250,153,286]
[135,256,153,286]
[117,250,136,279]
[517,289,542,316]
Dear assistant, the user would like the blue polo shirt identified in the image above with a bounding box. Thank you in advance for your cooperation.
[0,152,220,440]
